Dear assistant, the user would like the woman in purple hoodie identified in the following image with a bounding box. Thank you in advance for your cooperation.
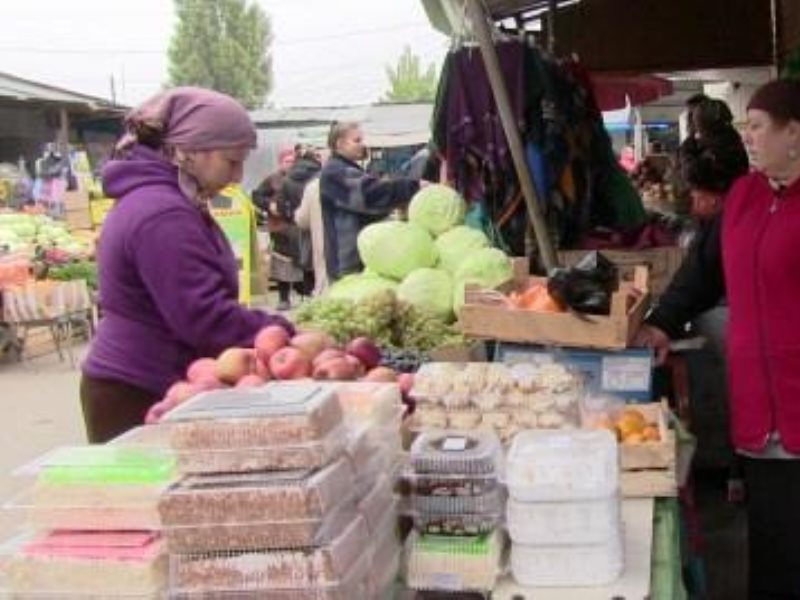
[81,87,294,443]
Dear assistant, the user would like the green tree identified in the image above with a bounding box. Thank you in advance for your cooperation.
[381,46,438,103]
[168,0,272,109]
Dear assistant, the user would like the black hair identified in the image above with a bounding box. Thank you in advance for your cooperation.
[680,135,749,193]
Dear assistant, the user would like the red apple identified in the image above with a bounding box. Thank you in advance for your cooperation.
[269,347,312,380]
[312,357,358,381]
[186,358,218,384]
[290,331,334,361]
[397,372,415,395]
[215,347,255,384]
[254,325,290,361]
[236,374,267,388]
[145,397,179,425]
[313,348,347,369]
[363,366,398,383]
[165,381,202,404]
[344,354,367,378]
[346,337,382,370]
[255,357,272,380]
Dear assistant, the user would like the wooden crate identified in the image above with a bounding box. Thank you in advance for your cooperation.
[619,402,678,498]
[459,267,650,350]
[558,246,685,298]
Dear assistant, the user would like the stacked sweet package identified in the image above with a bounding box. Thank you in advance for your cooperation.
[1,446,175,597]
[158,382,377,598]
[410,362,584,443]
[505,429,624,587]
[335,382,405,598]
[402,429,504,593]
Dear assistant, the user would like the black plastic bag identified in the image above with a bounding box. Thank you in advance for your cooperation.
[547,251,619,315]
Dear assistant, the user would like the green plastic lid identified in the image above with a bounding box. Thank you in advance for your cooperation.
[28,446,176,485]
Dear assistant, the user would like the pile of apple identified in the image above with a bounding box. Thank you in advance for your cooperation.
[145,326,414,424]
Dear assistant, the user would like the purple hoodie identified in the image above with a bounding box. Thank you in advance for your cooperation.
[83,145,293,397]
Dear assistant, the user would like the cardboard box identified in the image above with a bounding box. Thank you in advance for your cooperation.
[496,343,653,401]
[558,247,685,298]
[459,267,650,350]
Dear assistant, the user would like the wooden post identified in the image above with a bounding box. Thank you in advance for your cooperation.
[58,107,70,153]
[464,0,558,271]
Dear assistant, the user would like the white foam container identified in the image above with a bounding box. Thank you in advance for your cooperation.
[506,494,621,546]
[505,429,618,502]
[510,528,624,588]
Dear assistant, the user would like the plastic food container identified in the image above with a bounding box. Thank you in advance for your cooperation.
[346,408,404,473]
[506,494,620,546]
[171,423,348,476]
[411,511,502,537]
[410,430,502,476]
[335,381,403,425]
[357,474,395,534]
[505,429,619,501]
[170,513,369,595]
[163,383,343,447]
[411,488,504,516]
[0,531,167,597]
[159,458,356,552]
[510,528,624,587]
[404,530,503,592]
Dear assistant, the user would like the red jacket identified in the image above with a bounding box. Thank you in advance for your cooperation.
[723,172,800,452]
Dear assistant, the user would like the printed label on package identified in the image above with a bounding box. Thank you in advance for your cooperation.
[601,356,651,392]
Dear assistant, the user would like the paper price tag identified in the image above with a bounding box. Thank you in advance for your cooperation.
[442,437,468,452]
[602,356,651,392]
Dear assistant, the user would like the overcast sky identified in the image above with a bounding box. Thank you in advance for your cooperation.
[0,0,449,108]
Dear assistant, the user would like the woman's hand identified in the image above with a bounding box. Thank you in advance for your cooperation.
[633,324,671,366]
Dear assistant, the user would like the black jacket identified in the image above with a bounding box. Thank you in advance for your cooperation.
[281,157,321,219]
[645,213,725,337]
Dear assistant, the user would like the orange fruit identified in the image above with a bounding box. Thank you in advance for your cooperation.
[624,432,644,444]
[642,425,660,442]
[617,414,646,438]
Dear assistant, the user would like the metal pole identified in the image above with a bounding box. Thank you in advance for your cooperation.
[464,0,558,271]
[548,0,557,54]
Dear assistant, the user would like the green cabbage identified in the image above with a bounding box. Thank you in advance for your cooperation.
[326,272,398,303]
[408,184,466,236]
[357,221,437,280]
[397,268,454,320]
[434,225,490,274]
[454,247,513,288]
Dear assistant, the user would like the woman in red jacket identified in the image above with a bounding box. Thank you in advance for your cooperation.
[638,79,800,598]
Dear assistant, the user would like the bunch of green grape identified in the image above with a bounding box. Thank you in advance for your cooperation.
[294,298,357,343]
[351,290,397,344]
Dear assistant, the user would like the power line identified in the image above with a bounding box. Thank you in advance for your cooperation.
[0,22,429,55]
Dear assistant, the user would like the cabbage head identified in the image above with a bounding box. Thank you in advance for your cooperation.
[434,225,490,274]
[326,271,398,303]
[408,184,466,236]
[454,247,513,288]
[357,221,437,280]
[397,268,454,320]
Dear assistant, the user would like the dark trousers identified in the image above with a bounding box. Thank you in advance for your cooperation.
[80,374,159,444]
[742,456,800,599]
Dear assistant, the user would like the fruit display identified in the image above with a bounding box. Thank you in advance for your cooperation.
[0,212,93,258]
[585,405,662,444]
[145,325,413,425]
[294,289,464,352]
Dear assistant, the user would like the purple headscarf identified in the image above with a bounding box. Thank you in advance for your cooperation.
[117,87,257,200]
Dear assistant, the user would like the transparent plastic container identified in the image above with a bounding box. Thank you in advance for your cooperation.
[369,547,401,600]
[353,447,404,501]
[401,471,500,498]
[411,488,504,516]
[505,429,619,502]
[510,527,624,587]
[163,383,343,448]
[159,458,355,537]
[404,530,503,592]
[170,513,369,595]
[347,408,404,474]
[171,424,348,476]
[357,474,395,535]
[410,430,502,476]
[14,446,175,486]
[0,531,167,597]
[335,382,403,425]
[411,511,502,537]
[5,487,162,531]
[506,494,621,546]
